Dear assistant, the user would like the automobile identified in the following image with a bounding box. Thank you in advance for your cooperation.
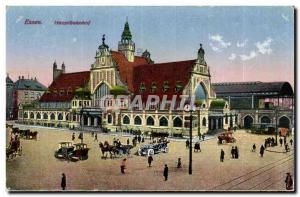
[69,143,90,161]
[137,142,169,156]
[217,131,236,144]
[54,142,74,160]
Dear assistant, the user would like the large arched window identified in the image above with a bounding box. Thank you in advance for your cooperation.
[43,113,48,120]
[50,113,55,120]
[95,83,110,99]
[173,117,182,127]
[134,116,142,125]
[159,117,168,127]
[146,116,155,126]
[202,117,207,126]
[107,114,112,124]
[30,112,34,119]
[36,113,41,119]
[195,83,207,100]
[123,115,130,125]
[58,113,63,120]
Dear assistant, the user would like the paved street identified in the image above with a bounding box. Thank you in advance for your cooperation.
[6,124,294,191]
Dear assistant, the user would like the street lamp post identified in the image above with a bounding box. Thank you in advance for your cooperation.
[275,107,278,146]
[189,108,193,175]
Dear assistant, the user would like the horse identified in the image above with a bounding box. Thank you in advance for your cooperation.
[99,141,118,159]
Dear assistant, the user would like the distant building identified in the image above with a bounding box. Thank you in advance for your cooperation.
[8,76,47,119]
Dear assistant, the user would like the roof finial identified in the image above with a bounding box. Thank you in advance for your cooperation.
[102,34,105,44]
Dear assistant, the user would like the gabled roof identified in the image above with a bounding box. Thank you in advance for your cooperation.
[111,51,148,92]
[40,71,90,102]
[14,78,47,91]
[6,75,14,84]
[132,60,195,102]
[212,81,294,96]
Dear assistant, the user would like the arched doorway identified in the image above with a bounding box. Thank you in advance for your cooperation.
[261,116,271,124]
[279,116,290,128]
[244,115,253,129]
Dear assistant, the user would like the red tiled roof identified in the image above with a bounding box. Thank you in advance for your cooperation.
[40,71,90,102]
[111,51,148,92]
[132,60,196,102]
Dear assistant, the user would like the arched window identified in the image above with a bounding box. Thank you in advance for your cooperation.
[123,115,130,125]
[202,117,207,126]
[134,116,142,125]
[107,114,112,124]
[43,113,48,120]
[195,83,207,100]
[173,117,182,127]
[95,83,110,99]
[146,116,155,126]
[261,116,271,124]
[24,112,28,119]
[50,113,55,120]
[58,113,63,120]
[30,112,34,119]
[159,117,168,127]
[36,113,41,119]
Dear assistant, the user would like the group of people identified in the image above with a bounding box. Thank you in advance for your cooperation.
[230,146,239,159]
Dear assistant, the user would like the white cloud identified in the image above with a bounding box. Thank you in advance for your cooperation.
[16,16,23,23]
[255,37,273,55]
[209,34,231,52]
[209,43,221,52]
[72,37,77,43]
[240,51,257,61]
[228,53,236,61]
[237,39,248,48]
[281,14,289,22]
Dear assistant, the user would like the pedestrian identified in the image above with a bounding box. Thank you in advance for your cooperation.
[141,136,145,143]
[290,139,293,146]
[61,173,66,190]
[220,149,225,162]
[186,139,190,148]
[138,135,141,143]
[260,145,265,157]
[127,138,130,145]
[264,139,268,149]
[285,144,290,153]
[284,136,287,145]
[235,146,239,159]
[120,158,126,174]
[285,173,293,190]
[94,133,98,141]
[177,158,182,168]
[279,138,283,146]
[148,155,153,167]
[252,144,256,152]
[271,137,275,146]
[231,146,235,159]
[72,133,75,141]
[202,134,205,141]
[163,164,168,181]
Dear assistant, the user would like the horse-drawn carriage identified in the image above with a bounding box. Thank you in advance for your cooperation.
[99,141,133,159]
[6,138,22,159]
[137,141,169,156]
[217,131,236,144]
[54,142,90,162]
[12,128,38,140]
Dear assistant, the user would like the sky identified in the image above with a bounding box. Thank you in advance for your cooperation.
[6,6,294,87]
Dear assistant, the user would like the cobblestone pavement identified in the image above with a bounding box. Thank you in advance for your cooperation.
[6,124,295,191]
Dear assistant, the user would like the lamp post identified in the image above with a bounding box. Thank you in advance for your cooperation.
[184,104,194,175]
[275,107,278,146]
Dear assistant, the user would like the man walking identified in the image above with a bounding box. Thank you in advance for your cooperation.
[163,164,168,181]
[61,173,66,190]
[279,138,283,146]
[148,155,153,167]
[220,149,225,162]
[94,133,98,141]
[285,173,293,190]
[120,158,127,174]
[231,146,235,159]
[290,138,293,146]
[260,145,265,157]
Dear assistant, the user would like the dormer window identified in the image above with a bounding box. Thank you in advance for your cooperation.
[175,81,182,93]
[150,82,157,93]
[59,90,65,96]
[140,82,146,93]
[162,81,170,92]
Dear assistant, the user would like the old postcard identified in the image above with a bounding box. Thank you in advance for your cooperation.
[6,6,295,192]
